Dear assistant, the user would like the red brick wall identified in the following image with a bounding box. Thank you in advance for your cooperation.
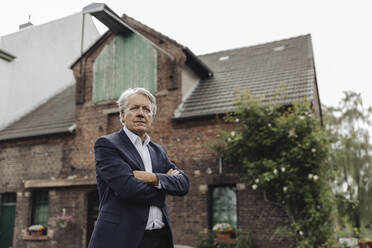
[0,134,84,248]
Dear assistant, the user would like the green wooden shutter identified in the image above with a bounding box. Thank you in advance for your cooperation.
[93,33,157,103]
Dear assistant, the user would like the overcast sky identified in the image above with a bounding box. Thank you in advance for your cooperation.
[1,0,371,109]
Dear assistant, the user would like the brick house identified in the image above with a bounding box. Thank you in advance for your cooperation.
[0,4,321,248]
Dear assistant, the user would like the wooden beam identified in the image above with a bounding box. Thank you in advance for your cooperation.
[24,178,96,189]
[102,107,119,115]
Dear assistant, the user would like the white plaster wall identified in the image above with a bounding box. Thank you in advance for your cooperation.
[0,13,100,129]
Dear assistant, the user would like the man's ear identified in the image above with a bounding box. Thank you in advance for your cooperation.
[121,112,125,123]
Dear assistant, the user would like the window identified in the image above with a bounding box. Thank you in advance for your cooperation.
[31,191,48,227]
[210,185,237,228]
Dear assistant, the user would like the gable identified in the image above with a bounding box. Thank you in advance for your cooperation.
[92,33,157,104]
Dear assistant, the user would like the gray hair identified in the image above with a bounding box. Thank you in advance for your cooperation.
[117,88,157,124]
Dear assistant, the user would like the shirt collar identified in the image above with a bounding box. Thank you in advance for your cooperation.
[123,125,150,147]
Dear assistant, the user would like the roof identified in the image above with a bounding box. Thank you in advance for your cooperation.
[0,12,99,130]
[0,86,75,141]
[173,34,317,120]
[0,35,318,141]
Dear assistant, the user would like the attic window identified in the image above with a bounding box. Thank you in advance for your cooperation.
[219,56,229,61]
[273,45,287,52]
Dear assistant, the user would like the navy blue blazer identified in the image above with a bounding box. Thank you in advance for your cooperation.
[88,129,189,248]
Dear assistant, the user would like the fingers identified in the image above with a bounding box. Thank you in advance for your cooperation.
[134,169,179,180]
[167,169,180,175]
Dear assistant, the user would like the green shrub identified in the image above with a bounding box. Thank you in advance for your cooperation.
[212,91,337,247]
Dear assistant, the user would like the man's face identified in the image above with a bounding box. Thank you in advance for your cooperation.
[122,93,153,137]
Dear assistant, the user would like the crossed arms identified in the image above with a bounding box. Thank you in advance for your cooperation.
[94,137,189,207]
[133,169,179,186]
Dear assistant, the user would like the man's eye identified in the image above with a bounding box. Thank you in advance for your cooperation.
[130,106,139,110]
[143,107,150,112]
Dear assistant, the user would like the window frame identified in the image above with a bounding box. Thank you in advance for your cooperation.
[31,190,49,230]
[208,184,238,230]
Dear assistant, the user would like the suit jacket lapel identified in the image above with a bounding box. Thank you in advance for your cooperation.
[147,144,160,173]
[118,129,145,171]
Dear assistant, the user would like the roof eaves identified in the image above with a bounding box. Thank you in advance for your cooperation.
[306,35,323,123]
[121,14,185,49]
[84,3,174,59]
[172,112,222,122]
[183,47,213,80]
[71,3,177,68]
[83,3,132,35]
[0,124,75,142]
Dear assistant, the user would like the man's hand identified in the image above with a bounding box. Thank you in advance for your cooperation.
[167,169,180,175]
[133,169,180,186]
[133,171,159,186]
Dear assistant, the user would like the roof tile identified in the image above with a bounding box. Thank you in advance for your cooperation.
[0,86,75,141]
[174,34,316,120]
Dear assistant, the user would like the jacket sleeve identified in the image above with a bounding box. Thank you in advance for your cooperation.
[155,147,190,196]
[95,137,165,207]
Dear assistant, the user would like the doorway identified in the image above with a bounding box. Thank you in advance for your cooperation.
[86,190,99,247]
[0,193,16,248]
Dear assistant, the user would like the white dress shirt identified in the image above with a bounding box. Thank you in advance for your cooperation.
[123,126,165,230]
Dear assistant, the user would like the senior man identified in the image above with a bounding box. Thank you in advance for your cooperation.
[88,88,189,248]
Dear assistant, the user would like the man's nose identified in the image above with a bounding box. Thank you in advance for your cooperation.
[136,107,145,117]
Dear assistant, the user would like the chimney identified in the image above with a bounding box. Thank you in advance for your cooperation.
[19,15,33,30]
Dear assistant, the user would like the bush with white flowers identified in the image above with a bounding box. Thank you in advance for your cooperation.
[213,91,336,248]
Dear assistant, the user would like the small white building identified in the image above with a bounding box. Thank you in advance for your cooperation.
[0,13,100,129]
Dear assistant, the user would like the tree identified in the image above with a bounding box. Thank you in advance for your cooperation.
[214,91,336,248]
[325,91,372,234]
